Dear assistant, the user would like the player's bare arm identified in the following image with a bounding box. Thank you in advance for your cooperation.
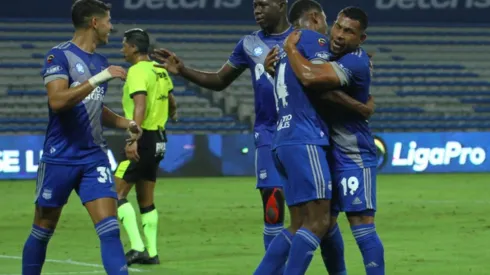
[168,93,178,121]
[284,31,341,90]
[152,48,245,91]
[46,65,126,112]
[102,106,142,142]
[132,94,146,126]
[322,92,375,119]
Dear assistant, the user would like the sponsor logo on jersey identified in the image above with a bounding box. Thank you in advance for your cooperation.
[318,38,327,46]
[45,65,62,75]
[253,46,263,57]
[47,54,54,64]
[75,63,85,74]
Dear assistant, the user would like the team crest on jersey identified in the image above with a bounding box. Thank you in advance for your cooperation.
[318,38,327,46]
[75,63,85,74]
[253,46,264,57]
[42,189,52,200]
[47,54,54,63]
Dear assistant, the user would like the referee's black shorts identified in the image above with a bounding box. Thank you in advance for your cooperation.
[115,129,166,182]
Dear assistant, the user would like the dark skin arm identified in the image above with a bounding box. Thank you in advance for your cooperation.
[284,31,342,90]
[322,92,375,119]
[152,49,245,91]
[168,93,178,121]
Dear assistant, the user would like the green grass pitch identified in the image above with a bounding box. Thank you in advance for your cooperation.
[0,174,488,274]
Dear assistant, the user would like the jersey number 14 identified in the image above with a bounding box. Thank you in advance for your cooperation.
[274,63,289,112]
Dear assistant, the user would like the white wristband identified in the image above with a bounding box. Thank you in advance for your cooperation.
[88,68,112,87]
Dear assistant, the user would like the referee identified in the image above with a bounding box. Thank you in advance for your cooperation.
[114,28,177,266]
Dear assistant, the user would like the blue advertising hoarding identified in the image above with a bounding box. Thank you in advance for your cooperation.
[0,0,489,24]
[0,132,489,179]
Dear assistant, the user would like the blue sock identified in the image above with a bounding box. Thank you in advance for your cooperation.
[95,217,129,275]
[351,224,385,275]
[320,223,347,275]
[22,224,54,275]
[254,228,292,275]
[263,223,284,250]
[284,227,320,275]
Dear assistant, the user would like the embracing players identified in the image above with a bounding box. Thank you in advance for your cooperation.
[21,1,141,274]
[280,5,385,275]
[152,0,293,252]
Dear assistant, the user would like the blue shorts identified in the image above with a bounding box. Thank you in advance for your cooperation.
[274,145,332,207]
[255,145,283,189]
[331,167,377,213]
[35,160,117,207]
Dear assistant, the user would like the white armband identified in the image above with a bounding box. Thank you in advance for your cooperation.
[88,68,112,87]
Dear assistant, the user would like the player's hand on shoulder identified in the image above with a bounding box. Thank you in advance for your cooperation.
[125,142,140,162]
[152,48,183,75]
[284,30,302,52]
[107,65,127,80]
[264,47,279,76]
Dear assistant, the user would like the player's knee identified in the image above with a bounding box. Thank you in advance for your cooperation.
[346,210,375,226]
[262,188,285,224]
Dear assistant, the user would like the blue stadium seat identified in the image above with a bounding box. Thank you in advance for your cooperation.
[376,72,478,78]
[397,91,490,97]
[374,81,490,87]
[371,115,490,122]
[375,107,425,113]
[7,90,45,96]
[0,118,48,124]
[375,64,464,70]
[0,63,41,68]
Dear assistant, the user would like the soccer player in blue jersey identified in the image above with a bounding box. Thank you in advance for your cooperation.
[152,0,293,251]
[21,1,142,274]
[254,7,338,273]
[285,6,385,275]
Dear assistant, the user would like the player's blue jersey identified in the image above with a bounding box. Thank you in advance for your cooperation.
[272,30,330,149]
[328,48,377,170]
[40,41,109,165]
[227,26,294,148]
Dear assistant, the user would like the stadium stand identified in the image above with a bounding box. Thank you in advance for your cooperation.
[1,22,490,134]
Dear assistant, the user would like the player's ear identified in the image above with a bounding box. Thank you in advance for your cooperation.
[360,32,367,44]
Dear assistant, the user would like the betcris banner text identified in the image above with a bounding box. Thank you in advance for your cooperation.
[374,132,489,173]
[0,0,489,24]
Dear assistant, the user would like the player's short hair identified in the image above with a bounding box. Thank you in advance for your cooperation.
[124,28,151,54]
[338,6,368,31]
[288,0,322,24]
[71,0,111,29]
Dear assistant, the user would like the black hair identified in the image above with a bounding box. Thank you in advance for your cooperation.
[288,0,322,24]
[124,28,150,54]
[338,6,368,31]
[71,0,111,29]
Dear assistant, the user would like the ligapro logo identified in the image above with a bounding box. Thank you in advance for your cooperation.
[391,141,486,172]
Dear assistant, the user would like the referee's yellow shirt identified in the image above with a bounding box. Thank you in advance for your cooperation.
[122,60,174,130]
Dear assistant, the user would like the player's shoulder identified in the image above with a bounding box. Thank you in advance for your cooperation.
[343,48,369,62]
[300,29,328,43]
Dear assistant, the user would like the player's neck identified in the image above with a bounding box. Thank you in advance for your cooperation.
[266,17,290,35]
[131,55,150,65]
[71,30,97,53]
